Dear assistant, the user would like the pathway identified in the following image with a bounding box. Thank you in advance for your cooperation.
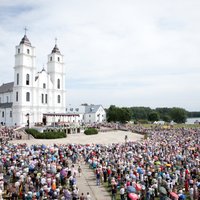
[76,163,111,200]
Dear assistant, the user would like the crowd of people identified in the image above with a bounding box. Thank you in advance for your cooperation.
[0,126,22,142]
[0,142,94,200]
[85,127,200,200]
[0,126,199,199]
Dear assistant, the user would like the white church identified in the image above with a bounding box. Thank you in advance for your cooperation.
[0,33,106,127]
[0,33,66,126]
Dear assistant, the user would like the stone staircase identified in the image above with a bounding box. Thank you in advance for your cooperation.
[14,127,35,140]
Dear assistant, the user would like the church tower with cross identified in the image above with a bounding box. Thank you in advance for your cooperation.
[0,29,106,126]
[13,28,37,126]
[47,38,66,113]
[9,29,66,126]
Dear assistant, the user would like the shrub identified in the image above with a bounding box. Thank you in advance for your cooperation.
[25,128,66,139]
[84,128,98,135]
[137,119,149,124]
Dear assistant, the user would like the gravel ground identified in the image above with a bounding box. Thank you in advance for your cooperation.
[9,130,143,146]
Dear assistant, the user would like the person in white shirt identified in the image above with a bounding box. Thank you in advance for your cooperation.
[120,185,125,200]
[86,192,91,200]
[189,187,194,200]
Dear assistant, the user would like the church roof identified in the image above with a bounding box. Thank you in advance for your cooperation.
[85,105,102,114]
[51,44,61,54]
[20,34,31,46]
[0,82,14,94]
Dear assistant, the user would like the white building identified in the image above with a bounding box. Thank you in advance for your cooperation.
[0,33,66,126]
[66,104,106,124]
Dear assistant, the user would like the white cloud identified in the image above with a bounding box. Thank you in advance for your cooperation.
[0,0,200,110]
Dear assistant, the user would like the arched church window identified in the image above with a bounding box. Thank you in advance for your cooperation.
[2,111,4,118]
[26,92,30,102]
[16,92,18,102]
[57,79,60,89]
[50,57,52,61]
[17,73,19,85]
[58,95,61,103]
[58,57,60,62]
[26,74,30,85]
[27,49,30,54]
[45,94,48,103]
[18,48,20,54]
[41,94,44,103]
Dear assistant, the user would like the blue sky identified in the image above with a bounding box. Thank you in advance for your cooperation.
[0,0,200,111]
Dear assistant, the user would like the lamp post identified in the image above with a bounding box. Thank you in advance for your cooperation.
[125,135,128,144]
[26,113,30,139]
[54,112,55,128]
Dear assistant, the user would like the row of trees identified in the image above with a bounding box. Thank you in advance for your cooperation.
[106,106,189,124]
[106,105,132,124]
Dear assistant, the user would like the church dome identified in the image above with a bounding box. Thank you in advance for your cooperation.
[51,44,61,54]
[20,34,31,46]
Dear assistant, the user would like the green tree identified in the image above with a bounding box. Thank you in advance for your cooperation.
[155,107,171,120]
[107,105,118,122]
[162,115,171,123]
[148,111,160,122]
[119,107,132,123]
[170,107,187,123]
[130,107,151,120]
[106,105,131,123]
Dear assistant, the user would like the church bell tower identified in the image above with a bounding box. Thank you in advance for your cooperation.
[47,39,66,113]
[13,28,36,126]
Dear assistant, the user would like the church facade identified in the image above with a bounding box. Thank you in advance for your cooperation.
[0,34,66,126]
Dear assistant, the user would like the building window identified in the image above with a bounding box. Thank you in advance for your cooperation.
[10,111,12,118]
[0,97,1,103]
[27,49,30,54]
[50,57,52,61]
[17,73,19,85]
[18,48,20,54]
[57,79,60,89]
[16,92,18,102]
[58,57,60,62]
[26,74,30,85]
[57,95,61,103]
[45,94,48,104]
[43,83,46,89]
[89,115,91,117]
[2,111,4,118]
[70,108,73,111]
[26,92,30,102]
[6,96,9,103]
[41,94,44,103]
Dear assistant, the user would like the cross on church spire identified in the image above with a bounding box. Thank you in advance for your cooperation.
[24,27,28,35]
[51,37,61,54]
[20,27,31,46]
